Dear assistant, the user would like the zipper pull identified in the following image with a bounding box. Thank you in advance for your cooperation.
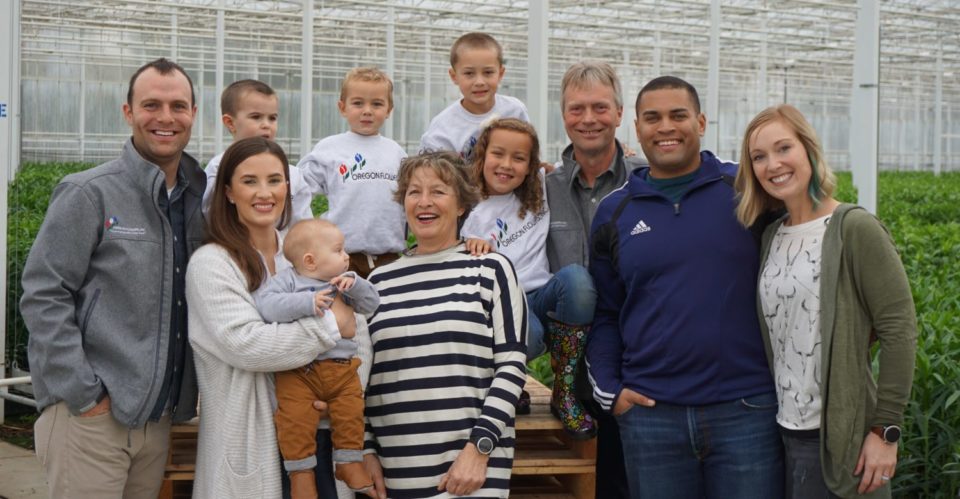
[674,203,681,215]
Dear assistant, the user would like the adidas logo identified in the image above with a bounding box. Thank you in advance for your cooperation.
[630,220,652,235]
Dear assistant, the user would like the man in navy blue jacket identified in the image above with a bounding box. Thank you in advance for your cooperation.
[586,76,783,498]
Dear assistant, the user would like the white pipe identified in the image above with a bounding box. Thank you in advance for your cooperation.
[0,0,21,425]
[424,33,431,134]
[300,0,313,158]
[0,391,37,408]
[386,4,396,139]
[527,0,549,144]
[848,0,879,213]
[705,0,720,154]
[214,0,225,155]
[934,41,943,176]
[0,377,31,388]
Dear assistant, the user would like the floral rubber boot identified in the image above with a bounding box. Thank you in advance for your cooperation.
[547,320,597,440]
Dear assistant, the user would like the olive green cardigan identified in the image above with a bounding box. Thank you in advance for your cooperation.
[757,204,917,498]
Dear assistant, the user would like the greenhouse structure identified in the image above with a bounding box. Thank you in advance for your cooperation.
[1,1,959,497]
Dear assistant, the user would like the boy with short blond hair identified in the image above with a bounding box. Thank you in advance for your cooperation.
[298,67,407,278]
[254,218,378,496]
[418,32,530,161]
[201,79,313,223]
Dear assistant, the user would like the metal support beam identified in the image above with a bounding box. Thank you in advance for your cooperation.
[0,391,37,408]
[705,0,720,154]
[386,4,396,139]
[198,52,205,160]
[914,74,921,170]
[79,57,86,160]
[849,0,879,214]
[759,36,768,110]
[424,34,432,133]
[934,41,943,176]
[214,0,225,155]
[170,13,178,60]
[300,0,313,157]
[1,0,22,424]
[527,0,549,143]
[653,30,661,77]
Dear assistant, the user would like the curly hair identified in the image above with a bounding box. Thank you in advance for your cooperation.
[394,151,481,217]
[470,118,544,219]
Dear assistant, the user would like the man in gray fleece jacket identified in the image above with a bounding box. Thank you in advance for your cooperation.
[20,58,205,499]
[545,61,644,499]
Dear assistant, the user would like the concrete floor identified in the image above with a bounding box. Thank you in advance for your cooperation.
[0,441,47,499]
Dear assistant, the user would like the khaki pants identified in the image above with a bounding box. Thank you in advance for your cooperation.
[275,358,365,469]
[33,401,171,499]
[348,252,400,279]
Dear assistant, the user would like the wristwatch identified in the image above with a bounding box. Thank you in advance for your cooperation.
[871,425,902,444]
[470,435,495,455]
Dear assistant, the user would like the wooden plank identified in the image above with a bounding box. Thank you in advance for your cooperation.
[557,472,595,499]
[512,447,595,472]
[165,464,195,472]
[169,423,198,434]
[516,412,564,431]
[513,465,596,475]
[158,479,173,499]
[165,472,196,481]
[524,376,552,406]
[510,475,569,494]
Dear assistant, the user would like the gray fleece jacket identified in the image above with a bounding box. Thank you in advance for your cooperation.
[21,138,206,427]
[544,141,644,271]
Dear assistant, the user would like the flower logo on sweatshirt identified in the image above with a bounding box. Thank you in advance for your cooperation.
[460,136,479,163]
[341,153,367,182]
[489,218,508,248]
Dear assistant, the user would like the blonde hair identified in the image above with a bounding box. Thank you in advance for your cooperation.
[340,67,394,109]
[735,104,837,227]
[470,118,543,219]
[560,61,623,111]
[282,218,340,267]
[450,32,503,68]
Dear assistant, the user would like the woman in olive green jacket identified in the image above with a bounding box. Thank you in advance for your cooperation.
[734,104,917,499]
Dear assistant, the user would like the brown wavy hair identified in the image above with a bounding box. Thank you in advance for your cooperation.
[206,137,292,291]
[470,118,544,219]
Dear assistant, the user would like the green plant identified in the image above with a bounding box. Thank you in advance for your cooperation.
[528,353,553,386]
[6,162,93,369]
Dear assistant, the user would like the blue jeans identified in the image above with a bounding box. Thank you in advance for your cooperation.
[616,391,784,499]
[525,264,596,360]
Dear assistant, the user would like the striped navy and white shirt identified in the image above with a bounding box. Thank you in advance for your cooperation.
[365,244,528,499]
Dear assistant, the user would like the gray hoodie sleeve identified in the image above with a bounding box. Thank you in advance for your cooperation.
[20,182,105,415]
[339,271,380,315]
[253,268,318,323]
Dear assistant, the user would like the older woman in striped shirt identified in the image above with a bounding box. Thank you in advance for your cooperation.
[361,151,528,499]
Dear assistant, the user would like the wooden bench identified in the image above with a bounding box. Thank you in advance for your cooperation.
[511,377,596,499]
[158,421,197,499]
[159,377,596,498]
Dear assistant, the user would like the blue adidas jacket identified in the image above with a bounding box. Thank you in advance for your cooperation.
[586,151,773,411]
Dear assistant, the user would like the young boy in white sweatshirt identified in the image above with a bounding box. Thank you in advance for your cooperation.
[298,67,407,278]
[418,32,529,162]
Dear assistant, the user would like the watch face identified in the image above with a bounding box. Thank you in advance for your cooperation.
[884,426,902,443]
[476,436,494,454]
